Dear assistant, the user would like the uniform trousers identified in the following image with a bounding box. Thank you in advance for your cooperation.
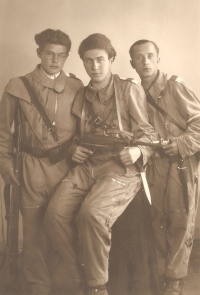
[20,153,69,295]
[147,157,199,279]
[44,159,141,287]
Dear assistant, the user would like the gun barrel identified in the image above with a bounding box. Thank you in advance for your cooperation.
[131,139,170,148]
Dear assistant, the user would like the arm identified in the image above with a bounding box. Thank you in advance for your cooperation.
[119,83,158,166]
[167,80,200,158]
[0,92,19,184]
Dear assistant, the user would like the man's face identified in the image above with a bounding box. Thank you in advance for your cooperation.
[130,42,159,80]
[37,43,68,75]
[82,49,113,88]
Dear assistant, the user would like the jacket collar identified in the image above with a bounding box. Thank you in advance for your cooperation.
[32,65,67,93]
[85,74,114,104]
[149,71,168,99]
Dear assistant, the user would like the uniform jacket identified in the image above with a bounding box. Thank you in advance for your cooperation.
[147,71,200,209]
[0,65,83,175]
[72,74,158,166]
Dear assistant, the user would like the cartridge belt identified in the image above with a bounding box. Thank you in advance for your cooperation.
[20,139,73,163]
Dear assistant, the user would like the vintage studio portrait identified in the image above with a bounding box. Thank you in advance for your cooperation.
[0,1,200,295]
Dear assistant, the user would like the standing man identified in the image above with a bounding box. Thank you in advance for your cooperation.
[129,39,200,295]
[0,29,83,295]
[45,33,158,295]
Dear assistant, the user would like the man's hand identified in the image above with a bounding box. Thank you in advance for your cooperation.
[71,145,94,164]
[2,169,19,185]
[163,137,179,156]
[119,147,141,166]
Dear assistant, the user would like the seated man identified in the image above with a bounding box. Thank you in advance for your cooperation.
[129,39,200,295]
[45,33,158,295]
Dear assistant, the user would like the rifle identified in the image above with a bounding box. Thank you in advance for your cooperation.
[80,133,171,152]
[5,121,21,294]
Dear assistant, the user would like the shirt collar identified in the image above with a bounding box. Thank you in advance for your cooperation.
[42,67,60,80]
[86,75,114,103]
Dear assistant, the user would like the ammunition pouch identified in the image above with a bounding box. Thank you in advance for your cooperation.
[20,139,73,164]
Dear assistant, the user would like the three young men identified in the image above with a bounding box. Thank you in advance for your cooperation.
[44,33,158,295]
[0,29,83,295]
[129,40,200,295]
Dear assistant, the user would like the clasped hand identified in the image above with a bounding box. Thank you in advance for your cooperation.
[119,147,141,166]
[162,137,179,156]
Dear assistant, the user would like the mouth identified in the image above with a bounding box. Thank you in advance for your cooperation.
[143,68,151,71]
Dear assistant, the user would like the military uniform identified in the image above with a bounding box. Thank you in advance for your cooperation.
[0,65,83,295]
[145,71,200,279]
[44,74,158,288]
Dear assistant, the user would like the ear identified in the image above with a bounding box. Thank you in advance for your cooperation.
[157,56,160,63]
[110,57,115,62]
[130,60,135,69]
[37,48,41,59]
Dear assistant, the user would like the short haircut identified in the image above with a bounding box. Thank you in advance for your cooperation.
[129,39,159,57]
[35,29,71,53]
[78,33,116,60]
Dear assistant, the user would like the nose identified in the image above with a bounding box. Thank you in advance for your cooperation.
[143,56,149,65]
[92,60,99,70]
[52,54,59,63]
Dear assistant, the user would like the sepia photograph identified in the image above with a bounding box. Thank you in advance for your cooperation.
[0,1,200,295]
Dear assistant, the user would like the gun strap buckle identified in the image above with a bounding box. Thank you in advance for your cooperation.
[94,117,102,125]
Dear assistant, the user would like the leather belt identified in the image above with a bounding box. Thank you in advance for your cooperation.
[20,140,71,158]
[21,141,48,158]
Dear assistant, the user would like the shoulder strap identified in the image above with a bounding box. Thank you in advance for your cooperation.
[19,76,59,142]
[113,77,132,144]
[146,92,186,132]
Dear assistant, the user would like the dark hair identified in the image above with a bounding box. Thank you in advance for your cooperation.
[78,33,116,60]
[35,29,71,53]
[129,39,159,57]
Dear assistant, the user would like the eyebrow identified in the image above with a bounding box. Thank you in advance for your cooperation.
[84,56,105,60]
[44,50,67,54]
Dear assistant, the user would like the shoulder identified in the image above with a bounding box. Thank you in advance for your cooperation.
[65,72,82,82]
[169,75,184,83]
[166,74,193,92]
[5,75,30,96]
[115,74,139,85]
[113,74,141,92]
[65,72,84,89]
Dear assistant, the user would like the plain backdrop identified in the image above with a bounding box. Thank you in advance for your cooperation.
[0,0,200,250]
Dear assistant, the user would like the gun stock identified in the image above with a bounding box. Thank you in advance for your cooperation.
[6,123,21,294]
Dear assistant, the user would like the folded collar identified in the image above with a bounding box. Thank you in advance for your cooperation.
[31,65,67,93]
[85,75,114,104]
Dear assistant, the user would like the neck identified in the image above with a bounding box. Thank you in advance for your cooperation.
[41,67,60,79]
[91,72,112,91]
[141,70,159,90]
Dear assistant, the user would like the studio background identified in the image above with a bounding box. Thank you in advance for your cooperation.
[0,0,200,251]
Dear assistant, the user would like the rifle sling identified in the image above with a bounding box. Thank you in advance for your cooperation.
[19,76,59,142]
[146,92,185,132]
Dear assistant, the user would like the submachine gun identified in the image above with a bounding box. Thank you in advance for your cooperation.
[81,134,189,213]
[80,133,171,152]
[4,121,21,295]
